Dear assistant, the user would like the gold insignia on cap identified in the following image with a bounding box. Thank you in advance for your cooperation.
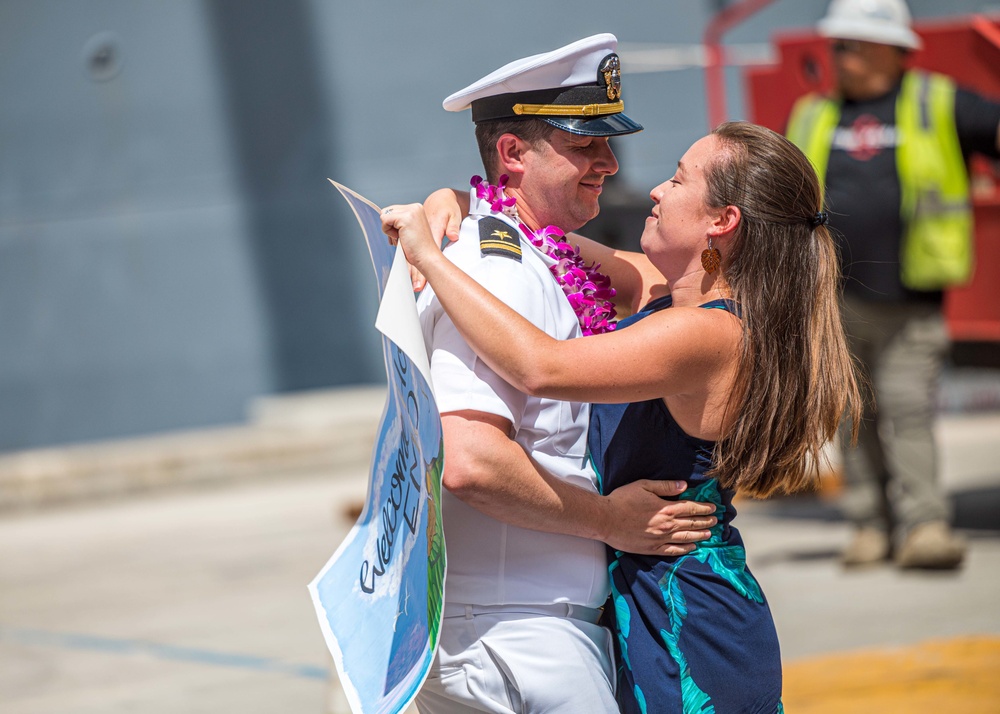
[600,54,622,101]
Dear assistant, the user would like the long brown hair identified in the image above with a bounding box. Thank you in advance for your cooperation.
[705,121,861,498]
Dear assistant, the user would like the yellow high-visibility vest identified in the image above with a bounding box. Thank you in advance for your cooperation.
[787,70,973,290]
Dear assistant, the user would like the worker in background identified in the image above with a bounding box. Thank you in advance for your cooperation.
[786,0,1000,570]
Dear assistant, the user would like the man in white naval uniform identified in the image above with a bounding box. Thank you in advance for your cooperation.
[411,35,717,713]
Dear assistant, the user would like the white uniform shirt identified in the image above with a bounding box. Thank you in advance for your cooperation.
[416,192,609,609]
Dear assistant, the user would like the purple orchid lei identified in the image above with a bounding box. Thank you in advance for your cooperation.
[472,175,617,336]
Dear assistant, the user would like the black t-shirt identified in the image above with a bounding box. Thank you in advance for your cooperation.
[824,78,1000,303]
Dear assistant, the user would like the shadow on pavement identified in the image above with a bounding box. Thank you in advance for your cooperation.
[952,485,1000,532]
[739,491,843,522]
[741,483,1000,568]
[745,483,999,532]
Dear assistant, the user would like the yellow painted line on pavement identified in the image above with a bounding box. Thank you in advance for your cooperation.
[783,636,1000,712]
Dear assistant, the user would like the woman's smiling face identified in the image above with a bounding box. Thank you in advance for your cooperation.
[640,134,720,273]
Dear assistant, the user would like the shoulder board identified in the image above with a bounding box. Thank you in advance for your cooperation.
[478,216,522,262]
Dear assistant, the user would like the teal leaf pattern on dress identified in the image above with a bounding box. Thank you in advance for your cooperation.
[612,557,647,712]
[609,558,634,673]
[693,546,763,603]
[658,562,715,714]
[633,684,648,714]
[652,479,767,712]
[681,479,763,603]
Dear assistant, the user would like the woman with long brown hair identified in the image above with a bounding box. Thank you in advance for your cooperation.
[382,121,861,713]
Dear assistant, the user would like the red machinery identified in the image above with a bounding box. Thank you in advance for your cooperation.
[744,15,1000,342]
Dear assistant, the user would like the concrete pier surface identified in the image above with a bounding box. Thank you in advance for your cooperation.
[1,388,998,712]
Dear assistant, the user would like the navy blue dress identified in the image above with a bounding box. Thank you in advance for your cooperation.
[589,295,784,714]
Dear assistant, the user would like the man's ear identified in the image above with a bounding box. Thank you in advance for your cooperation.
[496,134,529,177]
[708,204,740,239]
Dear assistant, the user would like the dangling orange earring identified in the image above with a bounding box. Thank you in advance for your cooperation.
[701,237,721,274]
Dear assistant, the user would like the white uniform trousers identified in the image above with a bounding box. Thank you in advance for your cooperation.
[415,604,616,714]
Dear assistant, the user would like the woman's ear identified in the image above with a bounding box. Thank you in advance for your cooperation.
[708,204,741,238]
[496,134,528,177]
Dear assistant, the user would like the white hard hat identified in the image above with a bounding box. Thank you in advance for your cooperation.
[818,0,922,50]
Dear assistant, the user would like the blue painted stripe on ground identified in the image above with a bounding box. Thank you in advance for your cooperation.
[0,626,328,680]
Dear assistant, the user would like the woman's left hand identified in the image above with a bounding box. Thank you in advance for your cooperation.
[381,203,440,274]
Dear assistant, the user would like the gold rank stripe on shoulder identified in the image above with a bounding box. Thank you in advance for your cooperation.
[480,238,522,258]
[478,216,522,262]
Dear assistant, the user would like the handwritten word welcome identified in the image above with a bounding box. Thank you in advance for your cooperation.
[359,346,423,595]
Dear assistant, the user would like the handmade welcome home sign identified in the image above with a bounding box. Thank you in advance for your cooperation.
[309,182,445,714]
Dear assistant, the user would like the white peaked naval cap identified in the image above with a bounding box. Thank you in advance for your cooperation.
[443,33,642,137]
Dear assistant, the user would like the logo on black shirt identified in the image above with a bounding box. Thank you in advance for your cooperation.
[832,114,899,161]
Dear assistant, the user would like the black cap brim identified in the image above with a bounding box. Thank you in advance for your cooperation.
[542,113,643,137]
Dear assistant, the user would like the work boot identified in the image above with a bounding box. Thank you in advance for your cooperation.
[840,527,890,567]
[895,521,966,570]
